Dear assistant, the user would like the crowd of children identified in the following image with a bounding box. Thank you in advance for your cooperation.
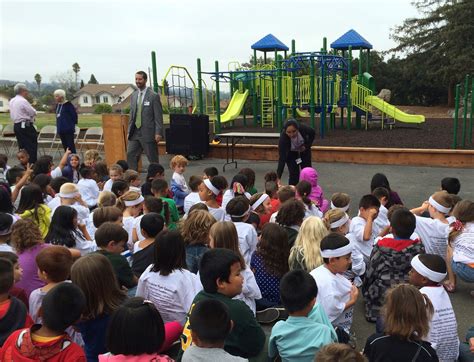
[0,147,472,362]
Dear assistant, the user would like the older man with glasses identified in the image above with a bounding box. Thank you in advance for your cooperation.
[9,83,38,163]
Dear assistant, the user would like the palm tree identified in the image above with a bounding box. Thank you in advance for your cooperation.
[72,63,81,90]
[34,73,42,94]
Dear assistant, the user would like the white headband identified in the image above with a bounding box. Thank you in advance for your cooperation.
[58,192,79,199]
[330,213,350,229]
[428,196,450,214]
[204,179,220,196]
[330,201,349,212]
[124,195,144,207]
[251,194,269,211]
[411,254,447,283]
[229,205,251,218]
[320,243,353,258]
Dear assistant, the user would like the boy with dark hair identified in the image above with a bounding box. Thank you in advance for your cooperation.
[78,166,100,208]
[269,270,337,361]
[151,178,180,230]
[0,258,33,346]
[441,177,461,195]
[182,299,246,361]
[310,233,358,333]
[184,175,203,214]
[409,253,459,361]
[275,199,306,248]
[203,167,218,179]
[348,194,381,263]
[0,252,27,308]
[141,163,165,196]
[178,249,265,360]
[95,222,138,290]
[372,187,390,237]
[362,208,424,322]
[0,283,86,360]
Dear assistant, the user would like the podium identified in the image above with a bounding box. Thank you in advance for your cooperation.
[102,114,128,166]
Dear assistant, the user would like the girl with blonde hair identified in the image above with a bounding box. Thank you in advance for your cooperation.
[288,216,328,272]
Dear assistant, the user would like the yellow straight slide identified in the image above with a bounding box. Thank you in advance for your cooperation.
[221,90,249,123]
[365,96,425,124]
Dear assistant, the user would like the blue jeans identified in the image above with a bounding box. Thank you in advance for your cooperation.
[186,245,208,274]
[452,261,474,282]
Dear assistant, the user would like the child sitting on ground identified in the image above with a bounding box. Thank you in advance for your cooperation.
[132,196,167,242]
[248,192,272,230]
[269,270,337,361]
[95,222,138,292]
[259,181,280,227]
[141,163,165,196]
[0,258,33,346]
[0,252,28,308]
[222,174,250,211]
[103,164,123,192]
[111,180,129,198]
[330,192,351,212]
[441,177,461,195]
[136,230,202,325]
[170,155,190,212]
[99,297,181,361]
[411,191,453,259]
[16,149,29,170]
[184,175,203,215]
[296,180,323,218]
[152,179,180,230]
[299,167,329,212]
[182,299,247,362]
[202,166,218,180]
[116,191,144,248]
[310,233,358,334]
[0,283,86,360]
[16,184,51,238]
[348,194,380,264]
[269,185,296,223]
[78,166,100,208]
[62,153,81,183]
[198,176,228,221]
[0,213,14,253]
[123,169,141,193]
[316,343,366,362]
[276,199,306,248]
[238,168,257,195]
[362,208,423,323]
[409,253,459,361]
[372,186,390,237]
[178,249,265,360]
[225,196,258,265]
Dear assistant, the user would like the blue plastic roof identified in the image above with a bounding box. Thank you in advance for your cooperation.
[251,34,289,51]
[331,29,372,50]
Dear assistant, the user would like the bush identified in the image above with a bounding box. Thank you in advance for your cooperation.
[123,106,130,114]
[94,103,113,114]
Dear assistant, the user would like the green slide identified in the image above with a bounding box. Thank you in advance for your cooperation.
[365,95,425,124]
[221,90,249,123]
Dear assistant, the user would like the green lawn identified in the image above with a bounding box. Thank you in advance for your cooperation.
[0,113,171,130]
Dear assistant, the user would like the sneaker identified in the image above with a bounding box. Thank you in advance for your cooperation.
[275,308,289,321]
[256,308,280,324]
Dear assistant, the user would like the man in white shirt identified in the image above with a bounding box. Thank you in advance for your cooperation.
[9,83,38,163]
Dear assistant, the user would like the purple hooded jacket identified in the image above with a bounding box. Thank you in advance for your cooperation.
[299,167,329,212]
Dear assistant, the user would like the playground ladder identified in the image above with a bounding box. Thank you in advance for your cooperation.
[261,96,274,127]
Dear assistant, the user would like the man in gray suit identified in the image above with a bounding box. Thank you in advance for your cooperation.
[127,71,163,171]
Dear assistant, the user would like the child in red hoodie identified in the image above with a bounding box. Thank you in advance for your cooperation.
[0,283,86,361]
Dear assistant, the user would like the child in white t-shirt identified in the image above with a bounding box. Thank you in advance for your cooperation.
[116,191,144,250]
[170,155,190,211]
[445,199,474,292]
[184,175,203,215]
[347,194,380,264]
[372,187,390,238]
[409,254,459,361]
[103,164,124,192]
[225,196,258,265]
[310,233,359,332]
[410,191,453,259]
[296,181,323,219]
[77,167,99,208]
[198,176,227,222]
[136,230,202,325]
[222,174,251,212]
[123,169,142,194]
[269,186,296,224]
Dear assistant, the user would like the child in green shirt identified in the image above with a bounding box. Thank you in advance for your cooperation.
[151,179,180,230]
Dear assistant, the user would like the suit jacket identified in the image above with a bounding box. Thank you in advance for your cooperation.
[128,87,163,142]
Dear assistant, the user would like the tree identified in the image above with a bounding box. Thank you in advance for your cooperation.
[390,0,474,106]
[51,71,76,100]
[80,80,85,88]
[88,74,98,84]
[34,73,42,94]
[72,62,81,90]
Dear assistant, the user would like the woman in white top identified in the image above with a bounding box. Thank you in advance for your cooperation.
[136,230,202,325]
[198,176,228,222]
[209,221,261,315]
[116,191,144,250]
[445,199,474,292]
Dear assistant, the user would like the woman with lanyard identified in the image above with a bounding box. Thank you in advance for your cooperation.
[276,119,316,185]
[54,89,78,153]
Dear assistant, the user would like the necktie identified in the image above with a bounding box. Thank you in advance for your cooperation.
[136,91,143,129]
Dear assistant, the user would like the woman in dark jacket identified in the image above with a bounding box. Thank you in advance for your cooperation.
[276,119,315,185]
[54,89,78,153]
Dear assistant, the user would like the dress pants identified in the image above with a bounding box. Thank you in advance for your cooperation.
[126,128,159,171]
[14,122,38,163]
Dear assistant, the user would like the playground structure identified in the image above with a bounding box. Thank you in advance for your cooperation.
[154,30,427,137]
[452,74,473,149]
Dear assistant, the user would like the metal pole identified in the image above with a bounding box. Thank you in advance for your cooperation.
[452,84,460,149]
[151,51,158,93]
[197,58,204,114]
[310,58,315,129]
[470,79,474,144]
[461,74,470,147]
[277,58,283,129]
[321,57,326,138]
[291,39,297,118]
[215,61,221,134]
[347,46,353,130]
[253,49,258,126]
[366,49,370,73]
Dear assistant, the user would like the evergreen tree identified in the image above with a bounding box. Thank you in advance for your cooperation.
[390,0,474,106]
[80,79,85,88]
[34,73,42,94]
[72,62,81,90]
[88,74,98,84]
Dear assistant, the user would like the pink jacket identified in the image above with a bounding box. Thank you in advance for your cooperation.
[299,167,329,212]
[99,353,174,361]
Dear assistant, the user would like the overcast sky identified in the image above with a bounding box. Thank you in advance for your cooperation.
[1,0,419,86]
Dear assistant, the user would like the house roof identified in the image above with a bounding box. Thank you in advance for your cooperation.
[331,29,373,50]
[75,84,135,97]
[251,34,289,52]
